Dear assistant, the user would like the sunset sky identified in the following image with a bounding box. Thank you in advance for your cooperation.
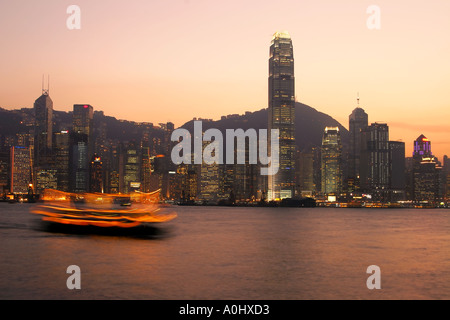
[0,0,449,159]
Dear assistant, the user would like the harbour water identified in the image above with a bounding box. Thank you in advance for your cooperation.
[1,203,449,300]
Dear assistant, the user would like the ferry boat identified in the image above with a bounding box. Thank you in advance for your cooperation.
[31,189,177,228]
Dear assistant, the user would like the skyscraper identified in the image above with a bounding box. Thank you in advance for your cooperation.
[10,146,31,194]
[69,104,94,193]
[123,141,140,194]
[321,127,342,196]
[89,154,103,193]
[348,103,368,184]
[268,31,296,200]
[199,141,220,203]
[34,86,53,168]
[412,135,441,202]
[296,149,315,198]
[360,123,390,200]
[53,131,70,191]
[389,140,406,201]
[0,148,9,195]
[73,104,94,137]
[413,134,432,159]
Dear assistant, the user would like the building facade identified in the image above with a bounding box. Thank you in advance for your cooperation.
[69,104,94,193]
[321,127,342,197]
[412,135,441,202]
[10,146,31,194]
[360,123,390,201]
[268,31,296,200]
[348,106,368,186]
[34,90,53,168]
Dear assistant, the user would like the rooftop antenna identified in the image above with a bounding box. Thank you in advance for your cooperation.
[42,74,49,95]
[357,92,360,107]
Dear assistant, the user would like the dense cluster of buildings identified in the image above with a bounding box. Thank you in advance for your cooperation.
[297,110,450,206]
[1,31,449,206]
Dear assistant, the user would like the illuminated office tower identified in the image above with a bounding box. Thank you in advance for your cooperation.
[360,123,390,200]
[321,127,342,196]
[140,145,153,193]
[73,104,94,137]
[389,141,406,201]
[268,31,296,200]
[413,134,432,159]
[444,156,450,201]
[73,104,94,164]
[296,149,315,198]
[35,169,57,194]
[348,103,368,185]
[199,141,220,203]
[89,154,103,193]
[69,104,94,193]
[413,157,441,202]
[123,141,140,194]
[10,146,31,194]
[0,148,9,195]
[412,135,441,202]
[34,84,53,168]
[53,131,70,191]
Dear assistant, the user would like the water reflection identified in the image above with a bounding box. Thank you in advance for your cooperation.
[37,220,173,239]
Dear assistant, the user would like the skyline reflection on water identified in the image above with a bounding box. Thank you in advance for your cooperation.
[0,203,449,300]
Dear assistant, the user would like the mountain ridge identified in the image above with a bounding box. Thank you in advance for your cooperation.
[0,102,349,152]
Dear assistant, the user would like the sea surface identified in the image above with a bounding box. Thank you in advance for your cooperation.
[0,202,450,300]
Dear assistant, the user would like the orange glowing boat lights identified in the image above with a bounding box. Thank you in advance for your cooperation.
[32,189,177,228]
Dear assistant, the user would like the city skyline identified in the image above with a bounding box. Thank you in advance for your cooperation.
[1,0,449,161]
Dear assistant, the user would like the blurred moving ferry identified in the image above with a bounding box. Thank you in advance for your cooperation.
[31,189,177,228]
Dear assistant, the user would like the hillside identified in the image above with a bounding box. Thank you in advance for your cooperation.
[0,102,349,152]
[181,102,349,152]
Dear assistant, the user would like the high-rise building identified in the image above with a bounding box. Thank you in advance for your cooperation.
[10,146,31,194]
[53,131,70,191]
[73,105,94,137]
[34,87,53,168]
[413,134,432,159]
[123,141,140,194]
[199,141,220,203]
[296,149,315,197]
[140,145,153,193]
[348,104,368,185]
[181,165,198,202]
[69,105,94,193]
[321,127,342,196]
[389,141,406,201]
[69,133,89,193]
[360,123,390,201]
[443,156,450,201]
[0,147,9,195]
[412,135,441,202]
[268,31,296,200]
[160,122,175,157]
[413,157,441,202]
[89,154,103,193]
[106,142,121,194]
[35,169,58,194]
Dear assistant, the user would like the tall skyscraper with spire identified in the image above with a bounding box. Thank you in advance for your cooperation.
[33,77,53,168]
[268,31,296,200]
[348,95,368,186]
